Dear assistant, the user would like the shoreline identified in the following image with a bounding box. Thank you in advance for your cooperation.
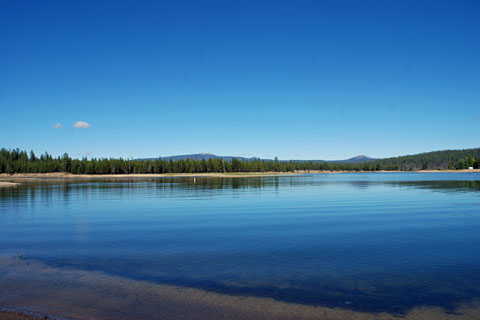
[0,172,299,181]
[0,182,20,188]
[0,169,479,181]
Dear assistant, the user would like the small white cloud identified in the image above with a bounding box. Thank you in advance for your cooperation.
[73,121,91,128]
[52,123,63,129]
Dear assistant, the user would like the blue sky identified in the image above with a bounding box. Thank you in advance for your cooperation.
[1,0,479,160]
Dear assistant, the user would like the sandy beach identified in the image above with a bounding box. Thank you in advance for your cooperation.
[0,172,299,180]
[0,182,20,188]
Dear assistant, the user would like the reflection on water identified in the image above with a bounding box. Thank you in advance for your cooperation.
[1,173,480,317]
[387,180,480,193]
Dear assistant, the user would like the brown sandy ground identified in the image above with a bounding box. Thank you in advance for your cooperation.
[0,172,299,180]
[0,182,20,188]
[1,258,480,320]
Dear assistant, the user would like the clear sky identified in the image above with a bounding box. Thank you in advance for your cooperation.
[1,0,479,160]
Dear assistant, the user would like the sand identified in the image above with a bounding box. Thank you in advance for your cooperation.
[0,172,299,180]
[0,182,20,188]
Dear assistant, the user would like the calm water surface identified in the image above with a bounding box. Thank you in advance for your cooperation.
[1,173,479,315]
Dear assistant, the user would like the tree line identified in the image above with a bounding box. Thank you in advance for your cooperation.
[1,148,479,175]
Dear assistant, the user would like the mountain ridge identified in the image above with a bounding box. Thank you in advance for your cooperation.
[137,153,378,164]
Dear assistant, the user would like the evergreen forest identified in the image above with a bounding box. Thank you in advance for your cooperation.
[1,148,479,175]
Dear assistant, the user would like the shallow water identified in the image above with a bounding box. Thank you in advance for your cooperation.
[1,173,480,318]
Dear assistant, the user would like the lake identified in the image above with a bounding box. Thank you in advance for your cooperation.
[1,173,480,319]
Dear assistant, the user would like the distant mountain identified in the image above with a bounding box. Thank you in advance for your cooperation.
[137,153,377,163]
[290,155,378,164]
[330,155,378,164]
[138,153,260,162]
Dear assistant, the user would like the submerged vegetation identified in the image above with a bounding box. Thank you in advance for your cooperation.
[0,148,479,174]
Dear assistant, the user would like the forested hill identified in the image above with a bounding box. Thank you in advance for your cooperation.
[0,147,479,174]
[374,148,480,171]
